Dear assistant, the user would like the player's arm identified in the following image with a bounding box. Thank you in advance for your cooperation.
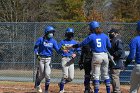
[113,39,125,58]
[73,36,91,48]
[34,38,41,55]
[125,39,136,67]
[53,40,60,54]
[78,46,85,70]
[34,38,42,60]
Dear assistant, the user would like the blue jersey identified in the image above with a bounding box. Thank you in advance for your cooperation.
[34,37,59,57]
[79,33,111,53]
[128,36,140,64]
[59,39,80,57]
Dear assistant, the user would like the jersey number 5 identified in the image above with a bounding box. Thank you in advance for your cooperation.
[96,39,101,47]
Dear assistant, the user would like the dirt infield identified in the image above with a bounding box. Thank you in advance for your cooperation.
[0,81,135,93]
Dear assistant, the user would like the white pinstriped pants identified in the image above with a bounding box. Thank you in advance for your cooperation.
[91,52,110,80]
[38,57,51,80]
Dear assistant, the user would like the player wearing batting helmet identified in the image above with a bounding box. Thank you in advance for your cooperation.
[108,28,125,93]
[69,21,112,93]
[125,21,140,93]
[34,26,59,93]
[58,27,80,93]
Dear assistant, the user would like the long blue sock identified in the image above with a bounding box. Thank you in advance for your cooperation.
[60,82,64,91]
[45,79,50,91]
[105,79,110,93]
[93,80,100,93]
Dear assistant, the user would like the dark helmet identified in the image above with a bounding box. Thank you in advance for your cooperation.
[65,28,74,33]
[108,28,119,33]
[44,26,55,34]
[89,21,100,30]
[136,21,140,31]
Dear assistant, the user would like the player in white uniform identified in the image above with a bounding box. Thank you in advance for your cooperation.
[34,26,59,93]
[58,28,80,93]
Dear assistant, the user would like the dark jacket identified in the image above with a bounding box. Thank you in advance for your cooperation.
[109,35,125,69]
[80,45,93,63]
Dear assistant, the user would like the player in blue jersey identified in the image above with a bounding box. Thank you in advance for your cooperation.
[58,28,80,93]
[68,21,111,93]
[34,26,59,93]
[125,21,140,93]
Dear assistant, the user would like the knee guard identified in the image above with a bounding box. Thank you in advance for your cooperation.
[93,80,100,93]
[104,79,110,93]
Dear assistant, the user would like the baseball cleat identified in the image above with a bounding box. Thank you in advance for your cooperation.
[59,90,64,93]
[35,86,42,93]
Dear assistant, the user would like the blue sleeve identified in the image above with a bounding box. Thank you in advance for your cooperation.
[128,39,137,60]
[79,36,91,47]
[58,40,63,49]
[53,40,60,54]
[74,41,81,55]
[34,38,41,55]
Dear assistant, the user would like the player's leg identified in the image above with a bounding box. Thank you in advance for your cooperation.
[35,58,45,92]
[110,69,121,93]
[129,65,140,93]
[83,59,92,93]
[68,57,74,82]
[44,57,51,92]
[91,53,102,93]
[101,53,110,93]
[59,57,69,92]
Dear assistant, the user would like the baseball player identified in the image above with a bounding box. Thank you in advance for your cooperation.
[68,21,112,93]
[58,28,80,93]
[34,26,59,93]
[108,28,125,93]
[78,44,93,93]
[125,21,140,93]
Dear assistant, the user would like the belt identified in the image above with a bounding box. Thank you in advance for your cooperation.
[62,56,72,58]
[40,55,51,58]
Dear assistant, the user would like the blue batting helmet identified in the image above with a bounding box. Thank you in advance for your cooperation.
[136,21,140,31]
[44,26,55,34]
[65,28,74,33]
[89,21,100,30]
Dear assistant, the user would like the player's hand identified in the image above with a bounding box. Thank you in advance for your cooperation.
[36,54,41,61]
[65,45,73,50]
[63,49,69,53]
[61,45,69,53]
[78,60,84,70]
[72,53,76,58]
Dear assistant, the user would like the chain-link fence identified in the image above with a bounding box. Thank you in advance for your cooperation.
[0,22,136,83]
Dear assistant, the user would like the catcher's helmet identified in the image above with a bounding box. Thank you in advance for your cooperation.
[65,28,74,33]
[44,26,55,34]
[89,21,100,30]
[137,21,140,31]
